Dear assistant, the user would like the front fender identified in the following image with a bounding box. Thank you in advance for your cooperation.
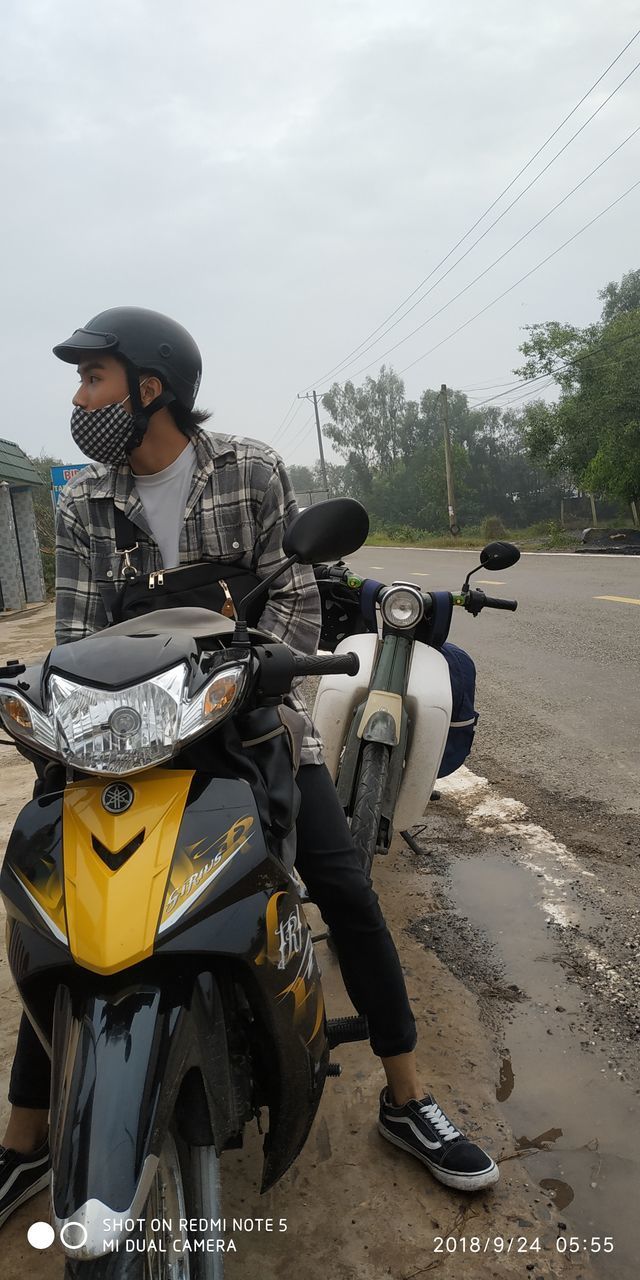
[50,971,233,1259]
[360,709,398,745]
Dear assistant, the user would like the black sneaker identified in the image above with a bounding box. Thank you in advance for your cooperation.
[378,1089,499,1191]
[0,1140,50,1228]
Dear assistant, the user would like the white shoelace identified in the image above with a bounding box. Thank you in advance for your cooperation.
[419,1100,461,1142]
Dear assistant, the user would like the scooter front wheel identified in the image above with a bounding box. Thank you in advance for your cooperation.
[350,741,390,879]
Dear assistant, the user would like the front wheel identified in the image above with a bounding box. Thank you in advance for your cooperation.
[63,1126,224,1280]
[349,741,390,878]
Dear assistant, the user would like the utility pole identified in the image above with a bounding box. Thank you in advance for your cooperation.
[439,383,459,535]
[297,390,330,497]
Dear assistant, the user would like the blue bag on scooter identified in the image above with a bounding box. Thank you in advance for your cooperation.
[437,642,478,777]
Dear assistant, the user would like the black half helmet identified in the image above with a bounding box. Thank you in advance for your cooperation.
[53,306,202,409]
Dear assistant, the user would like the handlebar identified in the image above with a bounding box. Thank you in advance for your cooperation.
[253,643,360,697]
[481,595,518,611]
[315,564,519,622]
[456,587,518,616]
[291,652,360,677]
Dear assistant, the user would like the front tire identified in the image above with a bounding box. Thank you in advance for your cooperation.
[349,741,390,878]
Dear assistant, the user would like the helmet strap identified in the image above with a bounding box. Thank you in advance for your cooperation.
[124,365,176,453]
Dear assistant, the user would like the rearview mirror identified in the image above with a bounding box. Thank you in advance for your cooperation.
[283,498,369,563]
[479,540,521,572]
[234,498,369,636]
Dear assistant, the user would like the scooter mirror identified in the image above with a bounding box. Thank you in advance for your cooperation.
[283,498,370,563]
[479,540,521,571]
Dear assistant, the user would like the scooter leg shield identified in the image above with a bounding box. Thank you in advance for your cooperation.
[49,975,232,1260]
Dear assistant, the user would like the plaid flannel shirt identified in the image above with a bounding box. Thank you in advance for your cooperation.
[55,426,324,766]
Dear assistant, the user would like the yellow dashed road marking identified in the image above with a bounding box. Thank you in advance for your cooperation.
[475,579,506,586]
[594,595,640,606]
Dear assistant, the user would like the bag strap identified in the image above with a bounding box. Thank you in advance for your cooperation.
[113,504,139,552]
[360,578,382,630]
[423,590,453,648]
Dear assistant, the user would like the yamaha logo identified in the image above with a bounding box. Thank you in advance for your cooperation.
[101,782,135,815]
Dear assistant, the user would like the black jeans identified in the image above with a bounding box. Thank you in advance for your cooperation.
[9,764,416,1108]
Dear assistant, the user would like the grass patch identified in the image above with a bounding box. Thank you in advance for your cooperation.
[365,520,586,552]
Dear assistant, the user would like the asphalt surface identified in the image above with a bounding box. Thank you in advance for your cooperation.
[346,546,640,819]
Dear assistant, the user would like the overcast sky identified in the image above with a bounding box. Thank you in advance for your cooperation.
[1,0,639,470]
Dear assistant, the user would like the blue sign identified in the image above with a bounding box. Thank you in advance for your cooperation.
[50,465,87,508]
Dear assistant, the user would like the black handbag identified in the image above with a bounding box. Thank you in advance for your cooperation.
[110,507,264,626]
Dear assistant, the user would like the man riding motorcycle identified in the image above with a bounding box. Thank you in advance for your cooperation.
[0,306,498,1227]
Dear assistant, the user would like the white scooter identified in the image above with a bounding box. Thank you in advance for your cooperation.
[312,541,520,875]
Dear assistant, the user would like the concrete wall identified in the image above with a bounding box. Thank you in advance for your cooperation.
[11,487,46,603]
[0,481,26,611]
[0,483,46,611]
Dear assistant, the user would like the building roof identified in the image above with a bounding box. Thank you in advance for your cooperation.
[0,438,44,487]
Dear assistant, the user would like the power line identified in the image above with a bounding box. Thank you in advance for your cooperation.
[467,319,640,410]
[270,397,306,448]
[458,378,524,392]
[500,380,557,409]
[325,121,640,385]
[301,29,640,391]
[389,177,640,377]
[316,74,640,386]
[272,395,298,438]
[468,371,559,407]
[280,415,316,462]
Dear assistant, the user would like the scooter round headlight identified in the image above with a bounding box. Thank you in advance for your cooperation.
[380,585,424,629]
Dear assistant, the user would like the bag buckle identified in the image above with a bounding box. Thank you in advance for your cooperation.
[121,544,139,581]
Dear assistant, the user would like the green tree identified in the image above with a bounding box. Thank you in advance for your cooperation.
[322,366,406,477]
[28,452,62,592]
[28,453,61,549]
[516,274,640,514]
[321,366,566,530]
[598,268,640,324]
[287,465,316,498]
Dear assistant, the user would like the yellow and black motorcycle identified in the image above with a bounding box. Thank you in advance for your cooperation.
[0,499,368,1279]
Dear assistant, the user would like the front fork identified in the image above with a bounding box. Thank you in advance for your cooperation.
[336,632,413,851]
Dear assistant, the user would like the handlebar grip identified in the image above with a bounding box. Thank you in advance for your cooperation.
[483,596,518,611]
[291,652,360,677]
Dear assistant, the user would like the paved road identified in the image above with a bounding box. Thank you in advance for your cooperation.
[345,547,640,820]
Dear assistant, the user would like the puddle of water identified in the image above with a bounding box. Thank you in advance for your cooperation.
[448,853,640,1278]
[539,1178,575,1210]
[496,1051,515,1102]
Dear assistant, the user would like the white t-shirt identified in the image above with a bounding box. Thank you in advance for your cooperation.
[133,442,197,569]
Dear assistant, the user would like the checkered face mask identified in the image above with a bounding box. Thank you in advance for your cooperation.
[70,397,146,464]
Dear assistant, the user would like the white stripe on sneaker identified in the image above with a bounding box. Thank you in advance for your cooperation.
[0,1153,49,1200]
[387,1115,441,1149]
[0,1171,50,1228]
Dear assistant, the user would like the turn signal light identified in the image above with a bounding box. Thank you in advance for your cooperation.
[1,694,33,731]
[204,674,241,716]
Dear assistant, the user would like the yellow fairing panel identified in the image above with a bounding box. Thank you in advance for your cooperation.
[63,769,194,975]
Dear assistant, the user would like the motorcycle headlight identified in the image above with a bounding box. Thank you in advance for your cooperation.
[380,584,424,629]
[49,665,187,775]
[0,690,57,754]
[46,661,247,776]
